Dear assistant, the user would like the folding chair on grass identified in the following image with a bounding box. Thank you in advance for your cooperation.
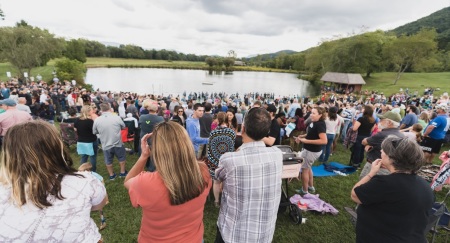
[429,190,450,243]
[60,123,78,148]
[121,127,134,154]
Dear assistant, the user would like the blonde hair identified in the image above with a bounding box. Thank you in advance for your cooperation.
[152,122,208,205]
[79,105,92,120]
[419,112,430,123]
[143,99,158,111]
[0,120,79,209]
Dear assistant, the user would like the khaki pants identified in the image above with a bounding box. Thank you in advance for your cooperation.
[197,144,206,159]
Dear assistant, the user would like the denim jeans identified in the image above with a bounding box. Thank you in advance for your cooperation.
[80,139,99,172]
[319,133,335,163]
[351,135,368,166]
[340,119,351,142]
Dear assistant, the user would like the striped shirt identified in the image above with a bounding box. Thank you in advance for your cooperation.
[216,141,282,243]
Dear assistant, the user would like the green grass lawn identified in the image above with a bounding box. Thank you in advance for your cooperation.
[363,72,450,98]
[66,136,450,243]
[85,57,208,68]
[0,60,58,83]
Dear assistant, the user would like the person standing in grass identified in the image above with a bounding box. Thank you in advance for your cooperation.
[350,105,376,168]
[125,122,211,243]
[351,136,433,243]
[295,106,327,195]
[93,102,127,180]
[74,105,99,172]
[215,107,282,243]
[421,104,448,163]
[360,111,404,179]
[318,106,338,163]
[186,103,209,158]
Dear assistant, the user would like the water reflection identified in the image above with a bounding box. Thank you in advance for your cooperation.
[86,68,318,97]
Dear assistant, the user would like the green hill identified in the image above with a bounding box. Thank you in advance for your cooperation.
[392,6,450,50]
[244,50,297,61]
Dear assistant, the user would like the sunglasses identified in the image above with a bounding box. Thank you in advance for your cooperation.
[178,110,183,113]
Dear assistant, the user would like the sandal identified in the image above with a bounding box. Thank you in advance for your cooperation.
[214,201,220,208]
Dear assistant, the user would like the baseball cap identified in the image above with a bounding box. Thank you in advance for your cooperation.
[0,99,17,107]
[377,111,401,123]
[436,104,448,111]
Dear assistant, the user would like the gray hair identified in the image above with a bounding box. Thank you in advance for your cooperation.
[381,136,425,173]
[390,120,400,128]
[100,102,111,112]
[385,119,400,128]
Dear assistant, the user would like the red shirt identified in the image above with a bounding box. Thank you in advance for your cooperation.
[128,164,211,242]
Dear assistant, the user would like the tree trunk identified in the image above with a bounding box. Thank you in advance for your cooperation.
[27,68,32,85]
[366,71,371,78]
[393,63,409,85]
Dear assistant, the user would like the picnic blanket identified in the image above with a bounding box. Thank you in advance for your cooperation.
[312,162,356,177]
[290,194,339,215]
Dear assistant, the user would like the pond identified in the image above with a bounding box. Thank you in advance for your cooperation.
[85,68,318,97]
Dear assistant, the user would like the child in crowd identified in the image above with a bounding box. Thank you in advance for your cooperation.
[401,123,423,144]
[78,162,108,230]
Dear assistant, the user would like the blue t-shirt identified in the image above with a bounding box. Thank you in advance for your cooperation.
[1,88,10,99]
[401,113,418,128]
[428,114,448,140]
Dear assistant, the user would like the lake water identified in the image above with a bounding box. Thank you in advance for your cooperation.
[85,68,317,97]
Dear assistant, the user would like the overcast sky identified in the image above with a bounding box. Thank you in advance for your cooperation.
[1,0,449,57]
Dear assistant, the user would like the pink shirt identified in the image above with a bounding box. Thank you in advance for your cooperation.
[0,108,32,136]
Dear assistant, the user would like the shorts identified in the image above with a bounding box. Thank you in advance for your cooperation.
[299,149,322,169]
[104,146,126,165]
[421,137,444,154]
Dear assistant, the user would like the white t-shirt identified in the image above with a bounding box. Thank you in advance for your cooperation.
[403,131,418,142]
[0,172,106,242]
[325,118,339,134]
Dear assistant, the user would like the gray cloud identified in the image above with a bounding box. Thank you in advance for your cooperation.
[111,0,135,12]
[1,0,447,57]
[194,0,438,37]
[113,20,155,30]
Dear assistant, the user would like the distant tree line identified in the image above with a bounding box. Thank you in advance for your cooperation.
[245,29,450,84]
[0,21,209,83]
[76,39,208,62]
[205,57,235,71]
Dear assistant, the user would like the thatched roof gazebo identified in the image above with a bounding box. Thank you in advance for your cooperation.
[320,72,366,93]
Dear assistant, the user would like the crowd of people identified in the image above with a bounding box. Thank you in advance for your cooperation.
[0,77,449,242]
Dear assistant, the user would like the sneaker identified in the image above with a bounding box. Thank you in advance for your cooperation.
[109,173,117,180]
[308,186,316,194]
[119,171,128,178]
[295,188,309,195]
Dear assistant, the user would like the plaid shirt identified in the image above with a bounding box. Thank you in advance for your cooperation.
[216,141,282,243]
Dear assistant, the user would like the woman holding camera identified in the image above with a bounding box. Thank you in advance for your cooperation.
[125,121,212,242]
